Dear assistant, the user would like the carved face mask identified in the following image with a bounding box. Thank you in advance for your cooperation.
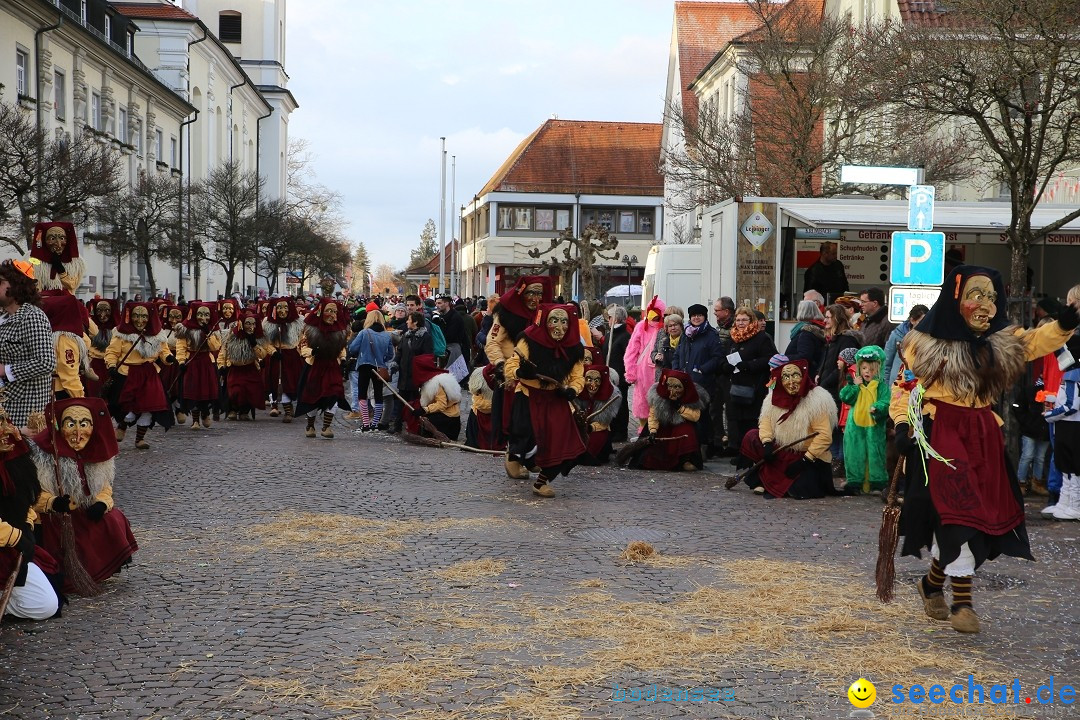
[221,304,235,320]
[546,308,569,342]
[196,306,211,326]
[243,317,257,334]
[665,377,685,402]
[781,365,803,396]
[959,275,997,335]
[168,309,183,325]
[523,283,543,311]
[275,301,289,319]
[322,303,338,325]
[45,226,67,255]
[95,302,111,323]
[584,370,602,396]
[131,306,149,332]
[61,406,94,452]
[583,349,594,365]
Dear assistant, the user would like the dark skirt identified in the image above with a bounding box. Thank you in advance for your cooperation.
[635,422,701,471]
[159,359,182,404]
[466,410,503,450]
[227,364,267,410]
[87,357,107,399]
[899,404,1032,571]
[116,363,168,414]
[578,428,613,466]
[422,412,461,442]
[39,507,137,592]
[182,352,219,403]
[508,389,584,477]
[741,430,834,499]
[295,359,344,414]
[263,348,304,399]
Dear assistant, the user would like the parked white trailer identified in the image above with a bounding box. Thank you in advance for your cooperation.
[641,244,702,314]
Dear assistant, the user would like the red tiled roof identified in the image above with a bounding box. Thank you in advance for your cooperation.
[730,0,825,45]
[896,0,966,28]
[112,3,198,21]
[479,119,663,197]
[674,1,764,129]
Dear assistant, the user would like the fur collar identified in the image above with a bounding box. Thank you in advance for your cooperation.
[420,372,462,407]
[468,367,493,401]
[903,328,1026,404]
[34,257,86,291]
[29,440,113,507]
[114,330,166,359]
[574,387,622,427]
[90,326,114,351]
[303,324,347,359]
[224,333,267,366]
[759,386,837,449]
[647,383,708,428]
[263,317,304,347]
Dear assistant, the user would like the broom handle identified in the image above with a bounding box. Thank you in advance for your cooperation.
[734,432,818,483]
[0,556,20,619]
[512,350,558,387]
[371,371,449,441]
[586,394,619,421]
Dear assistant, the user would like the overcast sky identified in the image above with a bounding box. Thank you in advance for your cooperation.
[286,0,674,271]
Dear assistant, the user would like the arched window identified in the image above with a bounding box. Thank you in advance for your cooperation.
[219,11,242,44]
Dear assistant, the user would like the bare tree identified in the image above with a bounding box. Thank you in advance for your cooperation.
[254,198,318,295]
[289,232,350,293]
[662,1,974,211]
[0,96,123,253]
[877,0,1080,316]
[86,173,182,298]
[372,263,400,295]
[528,224,619,301]
[188,160,260,295]
[287,138,346,237]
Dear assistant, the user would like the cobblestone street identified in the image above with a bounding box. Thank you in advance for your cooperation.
[1,415,1078,720]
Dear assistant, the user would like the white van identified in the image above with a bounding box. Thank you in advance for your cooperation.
[641,244,703,313]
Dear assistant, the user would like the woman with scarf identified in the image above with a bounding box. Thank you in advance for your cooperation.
[262,297,305,423]
[85,299,119,399]
[739,359,837,499]
[175,302,222,430]
[30,397,137,592]
[104,302,176,449]
[652,310,685,381]
[815,303,863,475]
[623,296,667,432]
[408,354,462,440]
[504,303,586,498]
[295,299,348,439]
[573,363,622,466]
[892,266,1078,634]
[721,306,777,458]
[631,368,706,471]
[672,304,723,455]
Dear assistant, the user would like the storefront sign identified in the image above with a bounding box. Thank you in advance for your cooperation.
[736,202,777,315]
[839,241,889,285]
[794,227,841,240]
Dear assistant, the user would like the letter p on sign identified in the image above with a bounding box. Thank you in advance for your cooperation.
[890,231,946,286]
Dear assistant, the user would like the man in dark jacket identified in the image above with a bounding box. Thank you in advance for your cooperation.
[803,241,849,303]
[859,287,895,349]
[436,295,467,368]
[672,303,723,453]
[602,304,633,442]
[455,300,478,368]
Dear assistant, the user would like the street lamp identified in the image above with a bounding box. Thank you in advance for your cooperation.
[621,254,637,307]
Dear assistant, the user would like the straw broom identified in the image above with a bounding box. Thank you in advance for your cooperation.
[371,373,451,442]
[0,556,21,618]
[614,434,688,466]
[723,433,817,490]
[875,456,907,602]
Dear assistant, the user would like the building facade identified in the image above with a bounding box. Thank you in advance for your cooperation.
[460,119,664,301]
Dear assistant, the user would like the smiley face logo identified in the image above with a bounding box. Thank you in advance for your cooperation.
[847,678,876,708]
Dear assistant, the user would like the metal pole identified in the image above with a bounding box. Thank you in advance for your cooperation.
[439,137,446,295]
[450,155,456,296]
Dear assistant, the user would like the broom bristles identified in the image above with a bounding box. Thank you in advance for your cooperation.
[401,431,445,448]
[60,515,103,597]
[614,437,650,466]
[875,506,901,602]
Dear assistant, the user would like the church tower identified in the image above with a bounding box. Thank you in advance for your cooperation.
[181,0,297,201]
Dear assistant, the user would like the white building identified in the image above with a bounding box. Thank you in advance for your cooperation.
[1,0,195,298]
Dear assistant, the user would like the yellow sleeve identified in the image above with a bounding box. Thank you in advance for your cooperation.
[505,340,543,392]
[425,387,450,414]
[804,412,833,461]
[590,421,609,432]
[33,489,58,515]
[55,334,83,397]
[60,272,79,294]
[255,343,275,361]
[759,405,776,444]
[157,341,174,364]
[1020,321,1073,361]
[889,340,914,424]
[104,336,124,368]
[94,484,115,511]
[677,405,702,423]
[648,406,660,433]
[175,337,191,364]
[566,360,585,394]
[208,334,222,353]
[0,520,23,547]
[87,318,98,336]
[217,342,230,369]
[485,322,515,365]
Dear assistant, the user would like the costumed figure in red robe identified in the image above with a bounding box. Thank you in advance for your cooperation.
[175,302,222,430]
[29,397,137,593]
[104,302,176,449]
[262,296,305,423]
[740,359,837,498]
[217,312,274,422]
[41,293,95,399]
[573,363,621,466]
[624,368,705,471]
[893,266,1078,634]
[215,298,241,420]
[85,299,119,399]
[157,304,184,421]
[0,412,62,619]
[408,354,462,440]
[30,221,84,295]
[295,298,348,439]
[484,276,553,478]
[464,365,504,450]
[503,303,586,497]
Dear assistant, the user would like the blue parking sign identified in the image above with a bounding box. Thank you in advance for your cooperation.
[890,231,946,286]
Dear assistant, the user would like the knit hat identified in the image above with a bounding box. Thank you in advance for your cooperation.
[1037,297,1062,317]
[768,353,790,369]
[839,347,858,367]
[365,301,379,312]
[687,303,708,318]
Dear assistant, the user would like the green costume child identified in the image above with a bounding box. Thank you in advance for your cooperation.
[839,345,890,494]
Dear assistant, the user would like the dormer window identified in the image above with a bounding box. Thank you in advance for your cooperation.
[219,12,242,43]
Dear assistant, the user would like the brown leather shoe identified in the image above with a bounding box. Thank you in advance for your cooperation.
[1028,476,1050,497]
[532,481,555,498]
[504,458,529,480]
[950,606,980,633]
[918,578,949,621]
